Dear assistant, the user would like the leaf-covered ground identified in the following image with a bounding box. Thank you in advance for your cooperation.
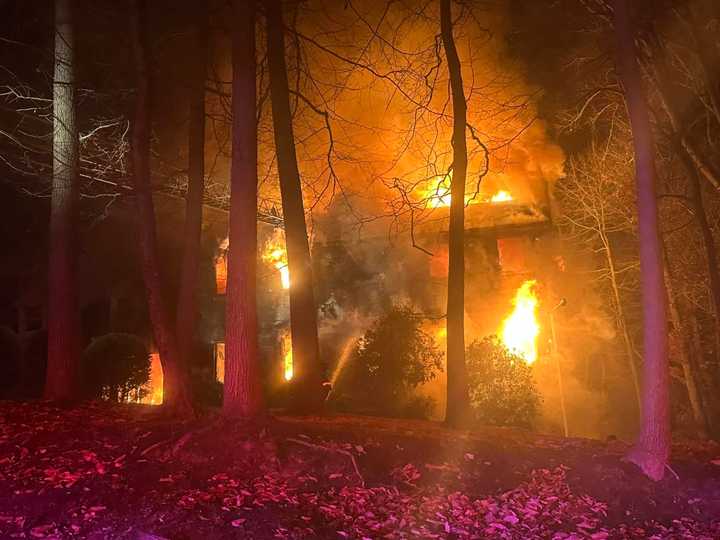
[1,402,720,539]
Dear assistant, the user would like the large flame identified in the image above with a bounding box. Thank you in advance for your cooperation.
[422,174,454,208]
[490,190,513,203]
[282,331,293,381]
[421,174,513,208]
[500,280,540,364]
[263,231,290,289]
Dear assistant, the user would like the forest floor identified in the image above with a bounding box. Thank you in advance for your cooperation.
[1,402,720,539]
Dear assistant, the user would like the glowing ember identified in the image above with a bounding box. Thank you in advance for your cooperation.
[282,331,293,381]
[263,230,290,289]
[500,280,540,364]
[490,190,513,203]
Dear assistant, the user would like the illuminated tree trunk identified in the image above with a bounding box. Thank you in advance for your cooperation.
[176,4,207,368]
[223,0,263,418]
[130,0,193,416]
[266,0,324,413]
[600,232,641,410]
[441,0,470,427]
[45,0,81,400]
[615,0,670,480]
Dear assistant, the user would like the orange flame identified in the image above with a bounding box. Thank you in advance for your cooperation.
[422,174,453,208]
[421,175,513,207]
[263,230,290,289]
[139,352,163,405]
[282,331,293,381]
[489,190,513,203]
[500,280,540,364]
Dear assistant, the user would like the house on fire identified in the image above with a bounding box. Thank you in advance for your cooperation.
[9,178,560,404]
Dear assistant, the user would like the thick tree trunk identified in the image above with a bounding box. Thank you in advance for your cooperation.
[45,0,80,401]
[266,0,324,413]
[176,3,208,367]
[222,0,264,418]
[130,0,193,416]
[440,0,470,427]
[615,0,670,481]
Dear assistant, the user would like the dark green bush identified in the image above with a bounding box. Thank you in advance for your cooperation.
[332,305,442,419]
[81,333,150,402]
[466,336,541,428]
[190,370,223,407]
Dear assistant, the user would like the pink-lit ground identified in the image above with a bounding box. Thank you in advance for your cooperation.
[1,402,719,539]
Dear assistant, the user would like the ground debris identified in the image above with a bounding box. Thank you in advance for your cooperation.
[0,402,719,539]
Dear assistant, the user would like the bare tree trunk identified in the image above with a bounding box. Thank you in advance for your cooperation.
[130,0,193,416]
[266,0,323,413]
[45,0,81,401]
[441,0,469,427]
[601,233,641,410]
[645,37,720,193]
[663,259,709,438]
[615,0,670,481]
[222,0,264,418]
[687,5,720,130]
[682,152,720,354]
[176,3,208,367]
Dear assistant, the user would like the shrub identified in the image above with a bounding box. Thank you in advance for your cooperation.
[333,305,442,418]
[81,333,150,402]
[190,370,223,407]
[466,336,541,428]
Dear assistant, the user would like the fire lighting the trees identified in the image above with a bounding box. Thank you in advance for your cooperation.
[500,280,540,364]
[263,230,290,289]
[421,174,514,208]
[139,352,163,405]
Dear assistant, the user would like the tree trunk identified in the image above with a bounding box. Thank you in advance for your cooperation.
[615,0,670,481]
[45,0,81,401]
[176,3,208,367]
[222,0,264,418]
[601,232,641,410]
[682,151,720,355]
[441,0,470,427]
[266,0,323,413]
[663,258,709,438]
[130,0,193,416]
[645,37,720,193]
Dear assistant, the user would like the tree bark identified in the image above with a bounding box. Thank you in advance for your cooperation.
[45,0,81,401]
[645,36,720,193]
[441,0,470,427]
[130,0,193,416]
[222,0,264,418]
[663,256,709,438]
[615,0,670,481]
[176,3,208,368]
[266,0,324,413]
[601,232,641,410]
[681,150,720,354]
